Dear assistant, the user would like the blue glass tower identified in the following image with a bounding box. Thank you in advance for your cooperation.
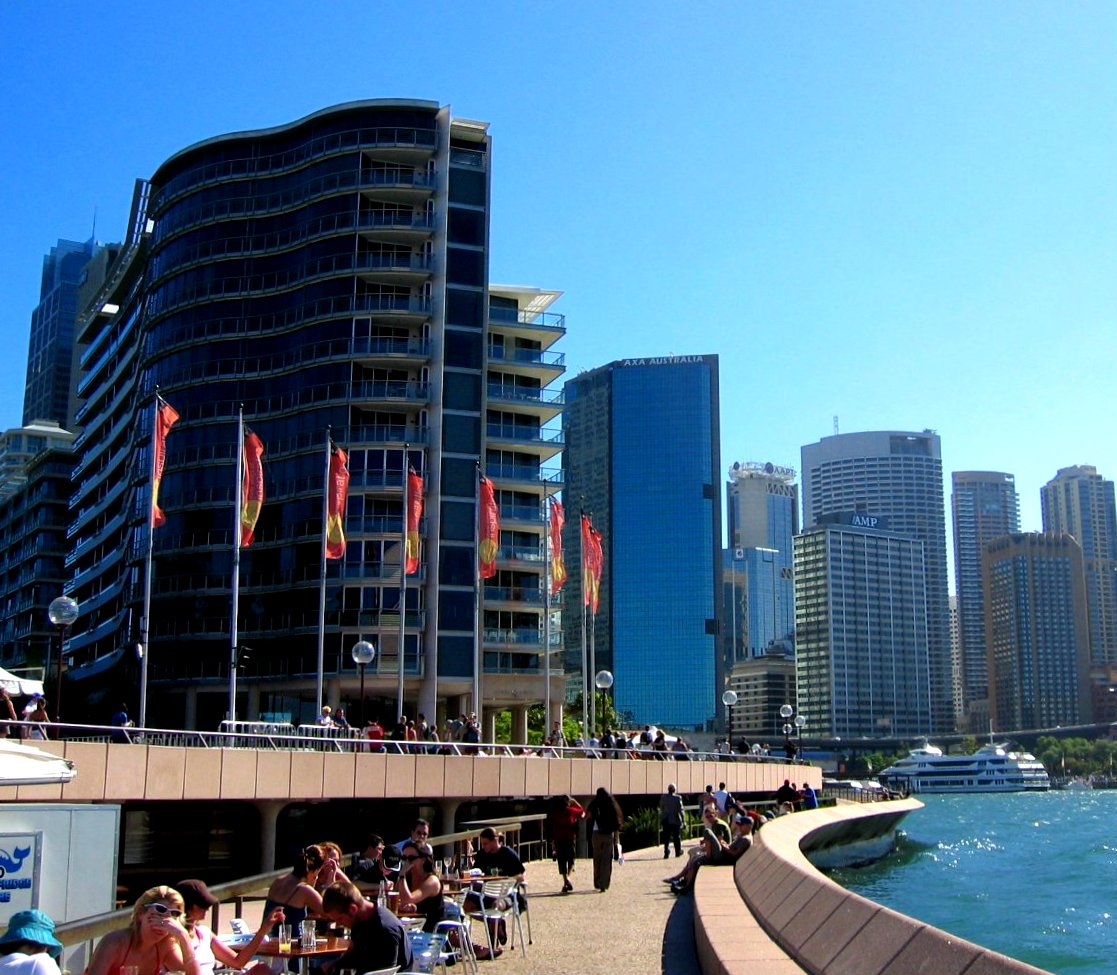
[563,355,722,730]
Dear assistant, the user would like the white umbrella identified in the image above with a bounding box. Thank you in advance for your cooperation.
[0,739,76,786]
[0,666,45,697]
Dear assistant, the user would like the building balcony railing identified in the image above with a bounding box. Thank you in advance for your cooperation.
[483,627,545,647]
[486,385,564,407]
[483,586,545,606]
[487,347,565,368]
[351,380,430,403]
[485,424,564,448]
[489,307,565,330]
[486,463,563,487]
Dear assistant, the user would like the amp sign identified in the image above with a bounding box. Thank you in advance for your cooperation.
[849,514,882,529]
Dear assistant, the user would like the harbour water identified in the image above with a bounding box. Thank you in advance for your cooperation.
[831,790,1117,975]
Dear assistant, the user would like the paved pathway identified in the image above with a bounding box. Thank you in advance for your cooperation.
[494,847,702,975]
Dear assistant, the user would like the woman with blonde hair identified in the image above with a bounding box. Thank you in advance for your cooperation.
[85,886,200,975]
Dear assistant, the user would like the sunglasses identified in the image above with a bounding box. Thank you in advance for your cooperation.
[145,903,183,918]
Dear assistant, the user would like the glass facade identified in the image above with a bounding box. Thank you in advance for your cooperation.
[64,101,566,730]
[563,356,721,730]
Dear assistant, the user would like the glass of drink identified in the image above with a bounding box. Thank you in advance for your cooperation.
[277,924,292,953]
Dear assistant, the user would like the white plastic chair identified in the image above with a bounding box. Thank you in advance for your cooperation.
[359,969,400,975]
[466,878,527,957]
[433,917,478,975]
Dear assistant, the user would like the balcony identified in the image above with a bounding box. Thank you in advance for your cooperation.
[486,463,563,490]
[357,211,434,243]
[354,294,432,323]
[487,346,565,382]
[351,379,430,405]
[488,307,566,348]
[351,336,431,365]
[486,384,564,422]
[485,423,563,460]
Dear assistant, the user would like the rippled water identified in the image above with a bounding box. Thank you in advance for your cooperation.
[830,791,1117,975]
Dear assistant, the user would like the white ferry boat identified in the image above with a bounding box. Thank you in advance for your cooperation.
[878,740,1050,794]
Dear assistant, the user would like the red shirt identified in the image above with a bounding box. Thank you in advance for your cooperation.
[551,804,585,842]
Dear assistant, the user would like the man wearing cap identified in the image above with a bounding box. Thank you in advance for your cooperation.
[0,909,63,975]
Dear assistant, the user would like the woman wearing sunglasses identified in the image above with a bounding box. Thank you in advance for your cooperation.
[85,886,200,975]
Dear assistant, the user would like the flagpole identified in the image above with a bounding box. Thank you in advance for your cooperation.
[397,444,409,722]
[140,389,160,728]
[473,464,483,719]
[580,508,588,740]
[229,407,243,723]
[543,496,552,735]
[316,427,331,716]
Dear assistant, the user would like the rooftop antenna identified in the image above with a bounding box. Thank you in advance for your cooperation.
[90,207,97,244]
[833,415,839,436]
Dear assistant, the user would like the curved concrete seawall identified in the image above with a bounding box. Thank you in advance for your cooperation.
[695,799,1054,975]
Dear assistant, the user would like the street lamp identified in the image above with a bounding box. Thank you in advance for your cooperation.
[722,690,738,743]
[351,640,376,728]
[594,669,613,736]
[47,596,79,726]
[794,713,807,757]
[779,702,795,759]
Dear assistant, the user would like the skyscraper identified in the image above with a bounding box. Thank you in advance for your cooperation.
[23,238,102,430]
[725,461,797,661]
[801,430,952,732]
[985,532,1091,730]
[562,355,722,729]
[794,513,931,738]
[1041,465,1117,666]
[951,471,1020,724]
[64,101,566,732]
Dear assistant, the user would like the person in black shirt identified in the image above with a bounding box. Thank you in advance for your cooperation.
[350,834,393,895]
[320,882,411,975]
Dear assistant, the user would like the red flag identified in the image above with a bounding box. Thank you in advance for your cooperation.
[325,444,349,559]
[151,397,179,528]
[478,475,500,579]
[241,428,265,547]
[549,497,567,594]
[406,469,423,574]
[581,514,603,614]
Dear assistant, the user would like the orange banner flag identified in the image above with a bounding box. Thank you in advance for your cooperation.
[406,469,423,574]
[549,497,567,594]
[241,428,265,547]
[325,444,349,559]
[478,475,500,579]
[151,397,180,528]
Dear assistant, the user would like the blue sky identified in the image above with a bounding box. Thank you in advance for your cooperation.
[1,1,1114,547]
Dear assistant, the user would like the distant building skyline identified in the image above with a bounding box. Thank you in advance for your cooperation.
[23,237,99,430]
[794,513,931,738]
[951,470,1021,725]
[801,430,952,733]
[985,532,1091,730]
[562,354,722,730]
[1041,465,1117,668]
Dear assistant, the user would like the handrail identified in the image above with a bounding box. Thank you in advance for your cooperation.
[26,720,810,764]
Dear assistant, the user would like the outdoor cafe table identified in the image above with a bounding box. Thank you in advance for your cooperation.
[256,937,347,975]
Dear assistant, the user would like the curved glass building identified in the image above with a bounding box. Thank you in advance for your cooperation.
[66,100,566,732]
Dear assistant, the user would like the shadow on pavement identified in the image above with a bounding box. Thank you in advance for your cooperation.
[662,892,702,975]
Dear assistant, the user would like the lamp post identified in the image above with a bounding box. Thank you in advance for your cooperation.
[351,640,376,728]
[722,689,738,744]
[795,713,806,757]
[47,596,79,726]
[594,669,613,737]
[779,702,795,759]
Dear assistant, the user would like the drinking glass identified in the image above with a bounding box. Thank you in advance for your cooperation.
[277,924,292,953]
[121,966,139,975]
[299,920,315,949]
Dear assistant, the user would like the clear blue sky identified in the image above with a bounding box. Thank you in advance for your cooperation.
[2,2,1114,554]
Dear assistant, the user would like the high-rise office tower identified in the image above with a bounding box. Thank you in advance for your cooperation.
[23,238,100,430]
[793,513,931,738]
[1041,465,1117,666]
[65,101,566,732]
[724,461,797,662]
[801,430,951,733]
[985,532,1091,729]
[562,355,722,729]
[951,471,1020,722]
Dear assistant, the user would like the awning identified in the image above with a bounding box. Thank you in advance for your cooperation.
[0,666,45,697]
[0,739,76,786]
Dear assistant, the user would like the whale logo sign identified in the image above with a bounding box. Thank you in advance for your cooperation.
[0,846,30,877]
